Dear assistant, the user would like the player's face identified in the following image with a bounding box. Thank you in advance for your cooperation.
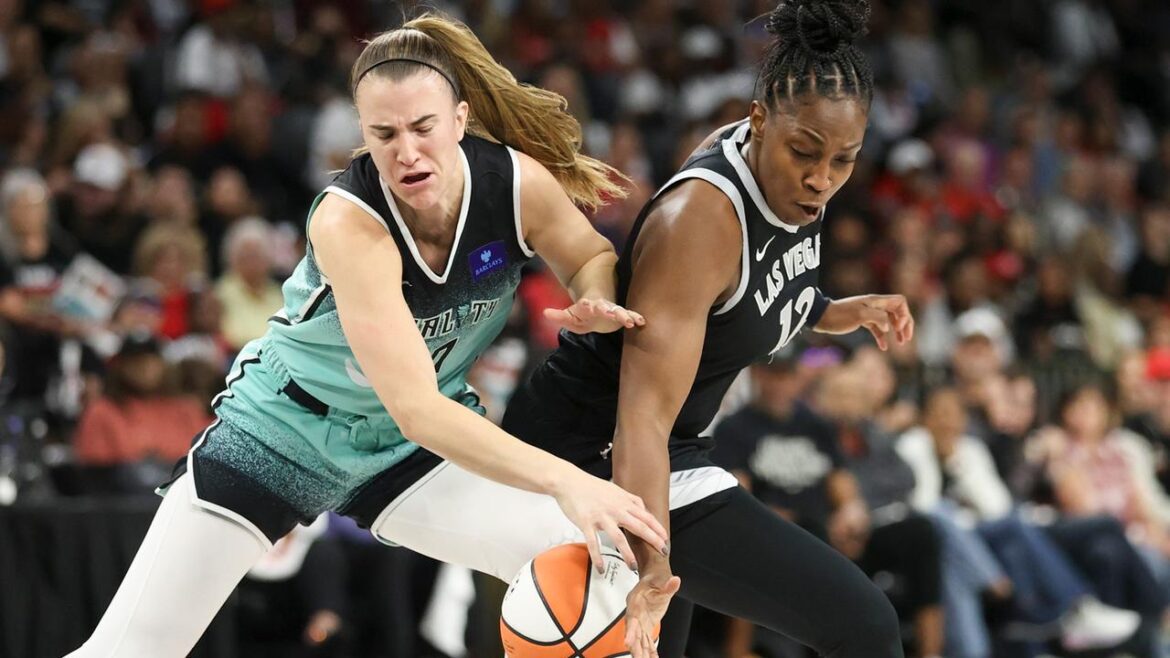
[749,95,867,226]
[356,71,469,212]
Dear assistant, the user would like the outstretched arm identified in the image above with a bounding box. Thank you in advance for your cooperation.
[611,180,743,654]
[517,151,644,333]
[310,194,667,570]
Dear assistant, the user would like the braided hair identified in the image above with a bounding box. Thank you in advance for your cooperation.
[756,0,874,110]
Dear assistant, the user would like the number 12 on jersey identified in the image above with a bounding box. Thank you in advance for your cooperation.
[770,287,816,354]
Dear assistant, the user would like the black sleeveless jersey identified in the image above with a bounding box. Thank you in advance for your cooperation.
[517,121,829,461]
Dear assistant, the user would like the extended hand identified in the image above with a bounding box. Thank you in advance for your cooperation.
[625,568,681,658]
[553,471,669,573]
[817,294,914,350]
[544,297,646,334]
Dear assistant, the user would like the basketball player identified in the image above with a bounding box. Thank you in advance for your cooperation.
[371,2,913,657]
[65,15,671,657]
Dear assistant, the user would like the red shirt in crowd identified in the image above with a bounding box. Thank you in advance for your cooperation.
[73,396,212,465]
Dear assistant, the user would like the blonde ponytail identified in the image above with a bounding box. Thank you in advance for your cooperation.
[351,13,627,210]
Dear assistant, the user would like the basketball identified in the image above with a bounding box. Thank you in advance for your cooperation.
[500,543,654,658]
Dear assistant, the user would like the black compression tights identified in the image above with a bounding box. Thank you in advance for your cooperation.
[656,487,904,658]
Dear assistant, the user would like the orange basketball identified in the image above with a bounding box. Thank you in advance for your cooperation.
[500,543,655,658]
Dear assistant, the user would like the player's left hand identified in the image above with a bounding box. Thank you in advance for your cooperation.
[815,294,914,350]
[624,567,681,658]
[544,297,646,334]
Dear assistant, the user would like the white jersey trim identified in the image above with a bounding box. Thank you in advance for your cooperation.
[182,419,273,550]
[323,185,391,234]
[652,169,751,316]
[724,122,802,233]
[378,148,473,285]
[506,147,536,258]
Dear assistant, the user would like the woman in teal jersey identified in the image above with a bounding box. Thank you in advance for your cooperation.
[67,14,668,658]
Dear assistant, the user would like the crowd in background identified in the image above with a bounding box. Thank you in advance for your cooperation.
[2,0,1170,656]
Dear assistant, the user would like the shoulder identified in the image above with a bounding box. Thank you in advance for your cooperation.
[895,427,932,454]
[309,192,399,277]
[311,190,392,242]
[638,177,741,252]
[794,402,835,434]
[513,149,556,189]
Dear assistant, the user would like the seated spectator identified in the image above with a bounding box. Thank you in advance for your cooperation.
[1123,347,1170,493]
[71,332,211,492]
[711,356,945,658]
[131,223,208,340]
[1035,383,1170,579]
[898,387,1142,656]
[0,169,82,405]
[214,217,282,352]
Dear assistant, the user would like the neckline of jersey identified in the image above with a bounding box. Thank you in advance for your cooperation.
[724,122,803,234]
[377,146,473,285]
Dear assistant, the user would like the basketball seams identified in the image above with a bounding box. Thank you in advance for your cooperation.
[503,544,646,658]
[573,605,629,655]
[530,555,586,654]
[500,617,567,647]
[564,547,592,637]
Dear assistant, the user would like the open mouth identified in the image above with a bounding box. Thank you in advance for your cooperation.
[796,203,822,220]
[401,172,432,187]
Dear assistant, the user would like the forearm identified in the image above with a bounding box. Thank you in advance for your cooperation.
[613,419,672,572]
[400,394,575,497]
[564,249,618,301]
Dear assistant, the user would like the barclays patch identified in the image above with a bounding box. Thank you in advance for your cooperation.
[469,240,507,281]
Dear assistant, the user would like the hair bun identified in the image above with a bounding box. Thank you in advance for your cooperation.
[766,0,870,55]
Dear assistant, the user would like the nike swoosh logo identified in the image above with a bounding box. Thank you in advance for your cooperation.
[345,358,372,388]
[755,236,777,262]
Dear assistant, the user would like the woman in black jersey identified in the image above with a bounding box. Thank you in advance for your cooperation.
[505,1,916,653]
[373,2,916,657]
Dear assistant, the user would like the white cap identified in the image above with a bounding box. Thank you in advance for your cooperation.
[888,138,934,175]
[954,307,1014,363]
[74,143,128,191]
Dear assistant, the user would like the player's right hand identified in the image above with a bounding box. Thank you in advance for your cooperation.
[625,567,680,658]
[552,472,669,573]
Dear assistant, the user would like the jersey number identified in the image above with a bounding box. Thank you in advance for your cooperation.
[431,338,458,372]
[771,287,817,354]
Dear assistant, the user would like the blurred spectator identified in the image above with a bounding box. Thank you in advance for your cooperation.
[897,388,1142,656]
[305,92,361,192]
[131,222,208,339]
[214,217,281,351]
[165,286,232,369]
[1125,202,1170,323]
[1015,256,1086,362]
[1034,384,1170,580]
[200,165,261,264]
[710,356,943,657]
[886,0,955,108]
[1125,349,1170,494]
[56,142,143,274]
[0,169,86,404]
[144,165,200,229]
[149,92,213,174]
[202,86,306,228]
[71,332,210,489]
[811,361,946,658]
[173,1,269,98]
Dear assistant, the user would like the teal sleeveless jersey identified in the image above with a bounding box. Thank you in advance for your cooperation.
[264,135,534,439]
